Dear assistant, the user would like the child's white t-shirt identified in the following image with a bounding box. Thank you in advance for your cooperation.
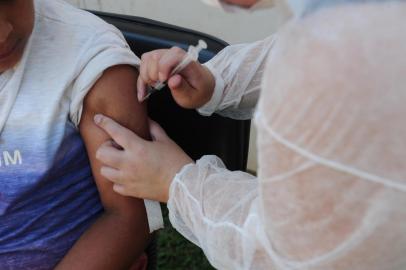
[0,0,162,268]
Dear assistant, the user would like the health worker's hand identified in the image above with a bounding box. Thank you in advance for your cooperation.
[138,47,215,109]
[94,114,193,203]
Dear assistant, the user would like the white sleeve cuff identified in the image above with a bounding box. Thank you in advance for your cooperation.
[197,63,225,116]
[144,199,164,233]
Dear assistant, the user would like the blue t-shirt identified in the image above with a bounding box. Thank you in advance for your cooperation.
[0,0,142,268]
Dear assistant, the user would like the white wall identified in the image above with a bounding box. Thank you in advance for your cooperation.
[66,0,286,43]
[66,0,287,172]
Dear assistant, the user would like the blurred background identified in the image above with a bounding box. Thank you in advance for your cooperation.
[65,1,287,268]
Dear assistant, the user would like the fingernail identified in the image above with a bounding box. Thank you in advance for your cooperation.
[94,114,103,124]
[100,166,106,177]
[95,150,101,159]
[113,184,124,194]
[137,82,146,102]
[137,91,144,102]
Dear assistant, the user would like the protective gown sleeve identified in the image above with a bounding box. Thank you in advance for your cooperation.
[168,2,406,269]
[197,35,276,120]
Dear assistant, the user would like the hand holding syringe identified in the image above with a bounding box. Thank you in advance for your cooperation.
[141,40,208,102]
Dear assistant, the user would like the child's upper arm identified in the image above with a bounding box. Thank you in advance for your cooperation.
[78,64,148,215]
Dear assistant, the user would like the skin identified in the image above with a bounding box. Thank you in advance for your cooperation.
[1,1,149,268]
[0,0,254,97]
[137,0,261,106]
[95,115,192,203]
[222,0,259,7]
[57,65,150,270]
[137,48,215,109]
[97,0,263,203]
[0,0,34,72]
[136,0,262,106]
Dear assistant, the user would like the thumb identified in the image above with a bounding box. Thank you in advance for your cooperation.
[168,75,197,109]
[148,119,169,142]
[168,74,194,95]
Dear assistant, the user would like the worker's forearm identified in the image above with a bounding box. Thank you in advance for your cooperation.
[56,211,150,270]
[199,36,275,119]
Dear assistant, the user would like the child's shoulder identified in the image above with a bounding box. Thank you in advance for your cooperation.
[35,0,116,35]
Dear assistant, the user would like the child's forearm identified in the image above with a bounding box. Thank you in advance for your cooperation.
[56,208,150,270]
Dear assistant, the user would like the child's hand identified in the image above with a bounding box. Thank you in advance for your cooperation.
[137,47,215,109]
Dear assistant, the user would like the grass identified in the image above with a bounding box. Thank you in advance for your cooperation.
[157,205,215,270]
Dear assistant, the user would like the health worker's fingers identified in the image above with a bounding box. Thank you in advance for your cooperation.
[147,52,161,83]
[139,54,151,85]
[100,166,123,184]
[137,76,147,102]
[139,50,166,85]
[96,145,123,169]
[148,119,170,142]
[168,75,197,109]
[113,184,130,196]
[158,47,188,82]
[167,74,183,89]
[94,114,138,148]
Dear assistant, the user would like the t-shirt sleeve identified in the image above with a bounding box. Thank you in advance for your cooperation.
[69,27,140,127]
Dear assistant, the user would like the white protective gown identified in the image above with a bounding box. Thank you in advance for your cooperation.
[167,1,406,269]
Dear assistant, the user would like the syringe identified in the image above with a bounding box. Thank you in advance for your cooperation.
[141,40,207,102]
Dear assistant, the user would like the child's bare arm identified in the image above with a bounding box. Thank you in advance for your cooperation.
[56,65,151,270]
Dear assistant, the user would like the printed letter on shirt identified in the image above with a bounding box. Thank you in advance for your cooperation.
[1,150,23,166]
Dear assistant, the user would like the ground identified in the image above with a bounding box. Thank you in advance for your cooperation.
[157,205,215,270]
